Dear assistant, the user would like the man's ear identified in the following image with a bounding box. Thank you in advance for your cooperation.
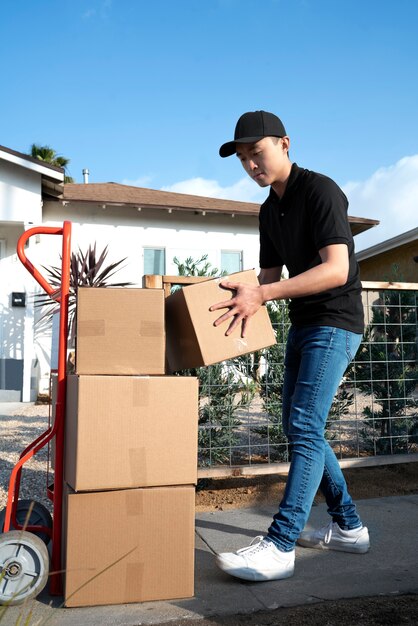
[281,136,290,154]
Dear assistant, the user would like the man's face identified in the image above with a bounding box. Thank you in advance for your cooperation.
[235,136,289,187]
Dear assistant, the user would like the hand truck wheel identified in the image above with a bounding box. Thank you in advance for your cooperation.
[0,500,52,545]
[0,530,49,606]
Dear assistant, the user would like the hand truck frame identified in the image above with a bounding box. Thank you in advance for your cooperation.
[0,221,71,604]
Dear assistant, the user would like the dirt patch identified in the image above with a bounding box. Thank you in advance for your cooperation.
[167,594,418,626]
[195,463,418,512]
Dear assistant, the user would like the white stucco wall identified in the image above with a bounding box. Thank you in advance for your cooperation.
[0,160,42,224]
[0,223,38,400]
[0,157,44,398]
[42,200,261,284]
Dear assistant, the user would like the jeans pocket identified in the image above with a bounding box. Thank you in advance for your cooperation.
[345,331,362,363]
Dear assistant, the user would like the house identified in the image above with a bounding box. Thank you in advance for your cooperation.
[0,146,64,401]
[1,144,379,400]
[356,227,418,282]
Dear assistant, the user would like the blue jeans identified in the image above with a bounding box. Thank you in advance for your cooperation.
[267,325,363,552]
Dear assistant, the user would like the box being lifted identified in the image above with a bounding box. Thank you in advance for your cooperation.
[65,374,198,491]
[165,269,276,372]
[76,287,165,375]
[63,485,195,607]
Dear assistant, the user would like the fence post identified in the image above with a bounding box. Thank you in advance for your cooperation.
[142,274,163,289]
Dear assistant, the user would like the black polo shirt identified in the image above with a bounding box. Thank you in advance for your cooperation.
[259,163,364,333]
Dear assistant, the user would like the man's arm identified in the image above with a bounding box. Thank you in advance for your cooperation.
[260,244,349,302]
[210,244,349,336]
[258,266,283,285]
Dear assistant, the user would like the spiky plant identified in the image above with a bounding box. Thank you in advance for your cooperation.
[173,253,222,278]
[35,243,132,342]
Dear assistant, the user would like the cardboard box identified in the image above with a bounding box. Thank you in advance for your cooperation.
[65,374,198,491]
[63,485,195,607]
[165,269,276,372]
[76,287,165,375]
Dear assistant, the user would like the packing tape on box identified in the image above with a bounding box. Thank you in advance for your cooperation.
[125,490,144,516]
[132,380,150,407]
[128,447,147,483]
[125,562,144,599]
[233,337,249,352]
[214,274,233,285]
[139,320,163,337]
[77,319,105,337]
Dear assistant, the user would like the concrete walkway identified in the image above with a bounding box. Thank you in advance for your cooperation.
[3,494,418,625]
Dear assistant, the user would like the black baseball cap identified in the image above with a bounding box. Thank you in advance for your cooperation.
[219,110,287,158]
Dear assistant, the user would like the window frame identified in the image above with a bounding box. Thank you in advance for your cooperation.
[143,246,166,276]
[220,249,243,274]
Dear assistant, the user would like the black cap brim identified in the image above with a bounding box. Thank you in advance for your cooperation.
[219,136,264,158]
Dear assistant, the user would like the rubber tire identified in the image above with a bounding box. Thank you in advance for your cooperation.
[0,500,52,545]
[0,530,49,606]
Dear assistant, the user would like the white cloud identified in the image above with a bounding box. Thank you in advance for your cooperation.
[82,1,111,19]
[343,155,418,251]
[82,8,96,18]
[161,176,267,203]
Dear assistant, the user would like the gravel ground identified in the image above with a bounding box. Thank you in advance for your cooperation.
[0,404,52,512]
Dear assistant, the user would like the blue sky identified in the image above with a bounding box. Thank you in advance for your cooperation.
[1,0,417,250]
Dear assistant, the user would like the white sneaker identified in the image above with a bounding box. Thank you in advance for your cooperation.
[298,521,370,554]
[215,536,295,581]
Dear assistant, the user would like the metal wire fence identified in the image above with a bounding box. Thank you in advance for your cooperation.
[144,276,418,478]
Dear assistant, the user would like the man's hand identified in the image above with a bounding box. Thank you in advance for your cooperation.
[209,281,264,337]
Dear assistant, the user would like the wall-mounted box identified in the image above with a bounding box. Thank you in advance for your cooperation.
[11,292,26,307]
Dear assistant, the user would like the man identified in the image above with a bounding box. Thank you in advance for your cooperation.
[210,110,369,582]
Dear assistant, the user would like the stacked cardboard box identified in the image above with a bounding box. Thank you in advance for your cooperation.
[63,484,195,606]
[75,287,166,375]
[63,272,276,607]
[63,288,198,607]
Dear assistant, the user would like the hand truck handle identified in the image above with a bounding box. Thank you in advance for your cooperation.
[16,225,70,300]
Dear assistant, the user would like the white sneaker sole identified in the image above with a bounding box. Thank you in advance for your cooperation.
[215,555,295,581]
[297,538,370,554]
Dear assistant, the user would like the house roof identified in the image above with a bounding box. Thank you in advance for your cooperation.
[63,182,258,215]
[62,182,379,236]
[356,227,418,261]
[0,145,64,179]
[0,144,65,199]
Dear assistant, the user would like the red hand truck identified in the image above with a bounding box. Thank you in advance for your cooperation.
[0,221,72,605]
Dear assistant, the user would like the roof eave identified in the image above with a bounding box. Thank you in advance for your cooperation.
[349,216,380,237]
[57,197,258,217]
[0,145,65,182]
[356,226,418,261]
[54,197,380,234]
[42,178,65,199]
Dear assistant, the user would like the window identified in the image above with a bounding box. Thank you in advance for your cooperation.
[221,250,243,274]
[144,248,165,275]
